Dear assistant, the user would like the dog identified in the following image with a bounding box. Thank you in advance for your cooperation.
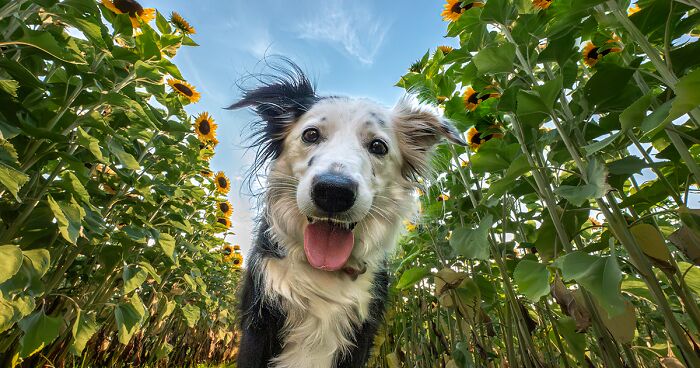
[229,60,466,368]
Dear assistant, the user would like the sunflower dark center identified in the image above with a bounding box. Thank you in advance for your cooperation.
[217,218,227,225]
[199,120,211,135]
[174,83,193,96]
[223,248,231,255]
[587,47,601,59]
[113,0,144,16]
[217,177,228,188]
[233,259,240,265]
[467,93,481,104]
[219,203,229,213]
[451,2,464,14]
[470,132,494,144]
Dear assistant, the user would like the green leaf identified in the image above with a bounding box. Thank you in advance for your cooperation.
[158,233,177,264]
[513,260,550,301]
[70,310,99,355]
[554,159,611,206]
[484,154,531,201]
[114,294,147,345]
[555,251,626,316]
[181,304,200,328]
[396,267,430,290]
[155,10,172,34]
[76,127,103,161]
[61,172,92,209]
[123,265,148,294]
[18,311,63,359]
[0,162,30,201]
[450,215,493,260]
[107,141,140,171]
[479,0,515,24]
[0,79,19,97]
[553,317,586,361]
[473,43,516,75]
[0,29,86,64]
[619,93,653,133]
[137,261,162,284]
[581,132,620,157]
[678,262,700,296]
[583,63,637,110]
[0,297,16,333]
[47,195,85,244]
[0,245,23,284]
[607,156,648,176]
[662,68,700,128]
[23,249,51,278]
[640,99,673,136]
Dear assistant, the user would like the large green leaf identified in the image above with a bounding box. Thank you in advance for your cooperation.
[18,311,63,359]
[484,154,531,201]
[158,233,177,264]
[473,43,516,75]
[114,294,147,345]
[0,29,87,64]
[123,265,148,294]
[554,159,611,206]
[0,245,23,284]
[76,127,104,161]
[70,310,99,355]
[513,260,550,301]
[619,93,653,133]
[47,195,85,244]
[107,141,141,171]
[450,215,493,260]
[181,304,200,328]
[0,162,30,201]
[396,267,430,290]
[555,251,626,316]
[661,68,700,128]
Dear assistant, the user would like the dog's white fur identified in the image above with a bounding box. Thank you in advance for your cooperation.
[260,98,426,368]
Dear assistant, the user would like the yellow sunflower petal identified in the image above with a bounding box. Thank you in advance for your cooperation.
[171,11,196,34]
[214,171,231,194]
[218,201,233,217]
[167,78,201,103]
[463,87,480,111]
[194,112,217,142]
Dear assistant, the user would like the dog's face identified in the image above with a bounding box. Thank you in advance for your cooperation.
[230,64,465,272]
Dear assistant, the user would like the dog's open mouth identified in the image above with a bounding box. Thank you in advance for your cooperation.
[303,218,357,271]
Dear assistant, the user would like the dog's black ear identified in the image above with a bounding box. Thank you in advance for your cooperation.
[227,59,318,164]
[393,97,466,178]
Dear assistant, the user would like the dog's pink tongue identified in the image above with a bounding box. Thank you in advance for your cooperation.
[304,222,354,271]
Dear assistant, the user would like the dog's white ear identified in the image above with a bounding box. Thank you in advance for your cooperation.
[393,98,466,178]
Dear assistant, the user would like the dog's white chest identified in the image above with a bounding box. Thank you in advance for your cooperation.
[263,257,375,368]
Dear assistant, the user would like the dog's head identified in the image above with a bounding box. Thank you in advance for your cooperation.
[230,61,465,272]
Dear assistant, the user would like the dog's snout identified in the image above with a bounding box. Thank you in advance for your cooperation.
[311,173,357,213]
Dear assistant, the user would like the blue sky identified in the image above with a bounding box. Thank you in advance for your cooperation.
[146,0,455,253]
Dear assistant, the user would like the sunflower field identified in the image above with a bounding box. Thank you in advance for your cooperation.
[0,0,242,367]
[376,0,700,367]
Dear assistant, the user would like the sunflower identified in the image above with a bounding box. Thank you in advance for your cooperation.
[466,126,503,151]
[532,0,553,10]
[214,171,230,194]
[437,45,454,55]
[437,193,450,202]
[222,244,234,260]
[167,78,201,103]
[233,244,241,251]
[463,87,500,112]
[409,59,424,73]
[627,3,641,15]
[436,95,448,104]
[231,253,243,268]
[101,0,155,28]
[441,0,484,22]
[589,217,603,227]
[403,220,417,232]
[218,201,233,217]
[170,11,196,34]
[194,112,217,142]
[201,169,213,178]
[582,41,621,67]
[217,217,232,229]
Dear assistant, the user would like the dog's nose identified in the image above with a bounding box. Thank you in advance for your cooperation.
[311,173,358,213]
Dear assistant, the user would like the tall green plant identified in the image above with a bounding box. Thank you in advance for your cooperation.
[378,0,700,367]
[0,0,241,366]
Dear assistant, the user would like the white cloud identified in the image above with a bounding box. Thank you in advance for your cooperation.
[295,0,389,65]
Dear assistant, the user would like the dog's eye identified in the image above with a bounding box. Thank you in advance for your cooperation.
[368,139,388,156]
[302,128,320,143]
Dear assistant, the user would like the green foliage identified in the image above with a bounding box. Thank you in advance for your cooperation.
[375,0,700,367]
[0,1,241,366]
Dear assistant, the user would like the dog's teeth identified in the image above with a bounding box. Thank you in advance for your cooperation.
[350,222,357,230]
